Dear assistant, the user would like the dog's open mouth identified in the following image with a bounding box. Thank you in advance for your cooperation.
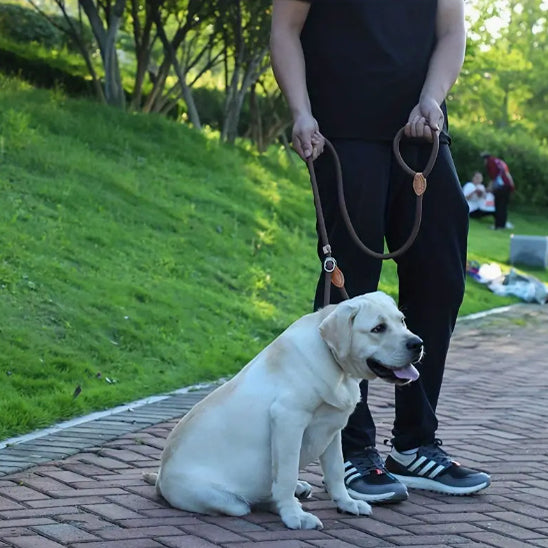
[366,359,420,385]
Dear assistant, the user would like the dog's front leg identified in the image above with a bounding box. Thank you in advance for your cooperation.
[270,400,323,530]
[320,431,372,516]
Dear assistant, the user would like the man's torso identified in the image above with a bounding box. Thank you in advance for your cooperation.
[300,0,449,142]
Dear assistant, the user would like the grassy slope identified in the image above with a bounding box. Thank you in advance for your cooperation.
[0,77,546,439]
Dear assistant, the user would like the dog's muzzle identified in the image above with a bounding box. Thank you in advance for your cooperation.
[367,335,423,385]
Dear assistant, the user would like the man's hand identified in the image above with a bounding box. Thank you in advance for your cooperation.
[404,96,444,141]
[292,113,325,161]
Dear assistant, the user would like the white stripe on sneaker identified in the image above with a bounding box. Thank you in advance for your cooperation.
[345,472,361,484]
[417,460,437,476]
[428,464,446,478]
[408,456,427,472]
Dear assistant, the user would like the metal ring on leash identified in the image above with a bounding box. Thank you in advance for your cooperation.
[323,257,337,273]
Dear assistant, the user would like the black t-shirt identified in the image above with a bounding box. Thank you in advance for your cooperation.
[300,0,450,143]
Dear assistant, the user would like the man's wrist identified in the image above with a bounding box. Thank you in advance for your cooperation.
[292,108,312,121]
[420,91,442,106]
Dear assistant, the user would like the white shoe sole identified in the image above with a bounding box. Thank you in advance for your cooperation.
[346,487,408,503]
[392,474,490,495]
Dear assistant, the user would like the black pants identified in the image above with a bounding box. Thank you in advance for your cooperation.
[312,139,468,454]
[470,209,494,220]
[493,186,511,229]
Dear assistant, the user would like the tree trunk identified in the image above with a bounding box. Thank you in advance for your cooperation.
[129,0,154,110]
[499,82,510,128]
[153,13,202,128]
[221,64,242,143]
[180,80,201,128]
[79,0,126,108]
[221,48,269,144]
[249,84,263,151]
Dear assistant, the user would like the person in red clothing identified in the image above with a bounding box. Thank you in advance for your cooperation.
[482,153,516,230]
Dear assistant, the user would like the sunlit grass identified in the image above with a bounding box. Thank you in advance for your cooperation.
[0,76,546,439]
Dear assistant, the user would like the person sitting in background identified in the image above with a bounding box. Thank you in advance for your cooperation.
[462,171,495,219]
[481,153,515,229]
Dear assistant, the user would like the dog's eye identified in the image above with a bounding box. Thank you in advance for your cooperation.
[371,323,386,333]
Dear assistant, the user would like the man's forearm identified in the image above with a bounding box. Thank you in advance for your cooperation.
[421,0,466,105]
[420,30,466,105]
[270,31,311,119]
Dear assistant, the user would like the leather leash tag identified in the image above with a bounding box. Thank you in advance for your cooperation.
[413,172,427,196]
[331,266,345,288]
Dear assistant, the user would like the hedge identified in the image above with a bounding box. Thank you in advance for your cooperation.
[0,47,95,97]
[451,124,548,208]
[0,3,92,52]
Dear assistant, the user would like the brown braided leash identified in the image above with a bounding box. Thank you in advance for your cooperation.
[306,127,440,307]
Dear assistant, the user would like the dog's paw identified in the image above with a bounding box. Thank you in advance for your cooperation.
[295,480,312,499]
[336,498,372,516]
[282,510,323,530]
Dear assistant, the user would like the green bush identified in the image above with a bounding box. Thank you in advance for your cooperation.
[191,86,225,129]
[450,123,548,208]
[0,47,95,96]
[0,3,92,52]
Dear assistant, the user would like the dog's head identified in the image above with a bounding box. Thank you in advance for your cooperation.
[318,291,423,386]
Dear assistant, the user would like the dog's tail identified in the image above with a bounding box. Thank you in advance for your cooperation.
[143,472,158,485]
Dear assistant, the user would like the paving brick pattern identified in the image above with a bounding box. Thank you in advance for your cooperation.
[1,303,548,547]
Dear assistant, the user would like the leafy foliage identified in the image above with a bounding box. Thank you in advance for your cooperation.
[451,123,548,207]
[0,3,65,49]
[0,2,92,51]
[451,0,548,139]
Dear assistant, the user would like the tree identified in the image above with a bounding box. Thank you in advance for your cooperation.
[79,0,127,108]
[218,0,271,144]
[26,0,106,103]
[246,73,291,153]
[451,0,548,137]
[143,0,223,125]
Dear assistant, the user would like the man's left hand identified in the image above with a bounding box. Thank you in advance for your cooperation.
[405,96,444,141]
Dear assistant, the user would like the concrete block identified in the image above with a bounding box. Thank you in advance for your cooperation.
[510,234,548,269]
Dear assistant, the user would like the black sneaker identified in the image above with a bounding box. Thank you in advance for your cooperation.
[385,439,491,495]
[343,447,409,504]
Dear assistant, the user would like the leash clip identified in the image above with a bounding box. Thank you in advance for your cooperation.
[323,257,337,273]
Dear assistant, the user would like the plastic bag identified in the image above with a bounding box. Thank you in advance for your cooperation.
[488,269,548,304]
[467,261,502,284]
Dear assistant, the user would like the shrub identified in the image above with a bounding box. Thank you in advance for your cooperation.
[0,3,92,52]
[0,47,95,97]
[450,124,548,208]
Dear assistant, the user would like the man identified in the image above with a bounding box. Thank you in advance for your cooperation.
[270,0,491,503]
[482,153,515,230]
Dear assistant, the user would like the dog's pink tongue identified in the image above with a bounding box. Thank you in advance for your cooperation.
[393,365,420,381]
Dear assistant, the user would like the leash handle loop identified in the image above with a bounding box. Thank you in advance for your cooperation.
[307,127,439,305]
[392,127,440,179]
[321,136,428,261]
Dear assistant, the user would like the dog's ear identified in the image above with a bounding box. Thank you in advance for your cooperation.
[319,300,360,364]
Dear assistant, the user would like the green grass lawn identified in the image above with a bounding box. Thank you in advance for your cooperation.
[1,76,546,440]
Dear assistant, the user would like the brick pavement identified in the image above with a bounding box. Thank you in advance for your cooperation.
[1,303,548,547]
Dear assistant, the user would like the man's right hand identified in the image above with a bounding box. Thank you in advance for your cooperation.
[292,113,325,162]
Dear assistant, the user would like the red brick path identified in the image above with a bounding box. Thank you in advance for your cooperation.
[1,304,548,547]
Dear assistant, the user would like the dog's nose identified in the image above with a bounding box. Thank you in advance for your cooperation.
[406,336,423,351]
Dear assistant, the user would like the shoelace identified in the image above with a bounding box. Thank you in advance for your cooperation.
[384,438,454,468]
[349,448,386,475]
[418,439,453,468]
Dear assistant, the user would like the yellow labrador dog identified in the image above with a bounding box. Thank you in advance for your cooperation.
[145,291,422,530]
